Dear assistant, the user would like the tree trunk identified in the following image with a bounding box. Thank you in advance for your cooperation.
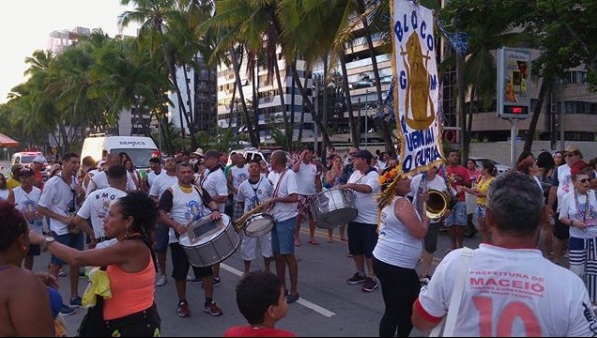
[290,66,333,150]
[340,52,359,147]
[252,55,260,144]
[523,80,550,152]
[356,0,394,152]
[457,53,468,162]
[231,47,260,147]
[273,59,292,151]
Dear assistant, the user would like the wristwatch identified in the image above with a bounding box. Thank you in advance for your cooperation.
[41,236,56,252]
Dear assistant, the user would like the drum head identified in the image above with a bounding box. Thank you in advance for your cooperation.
[244,213,275,237]
[180,214,231,246]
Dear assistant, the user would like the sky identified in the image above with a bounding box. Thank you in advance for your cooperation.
[0,0,140,104]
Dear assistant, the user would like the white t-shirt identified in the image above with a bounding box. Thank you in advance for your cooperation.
[373,196,422,269]
[229,165,249,201]
[77,186,126,238]
[164,184,209,244]
[237,176,273,212]
[86,170,136,197]
[38,175,78,235]
[268,169,298,222]
[147,169,163,188]
[149,173,178,199]
[416,244,597,336]
[560,190,597,239]
[347,168,380,224]
[555,164,573,212]
[12,186,43,233]
[200,168,228,212]
[0,189,8,201]
[295,162,318,196]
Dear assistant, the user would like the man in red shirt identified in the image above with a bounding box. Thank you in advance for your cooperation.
[31,155,46,190]
[444,150,471,250]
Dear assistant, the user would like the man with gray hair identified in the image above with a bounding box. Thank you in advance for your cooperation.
[412,172,597,336]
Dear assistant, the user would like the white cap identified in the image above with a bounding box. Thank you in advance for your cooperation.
[33,155,46,163]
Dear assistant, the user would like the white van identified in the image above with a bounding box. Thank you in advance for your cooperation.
[81,136,158,170]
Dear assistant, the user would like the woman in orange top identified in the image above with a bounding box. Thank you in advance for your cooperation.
[29,191,160,337]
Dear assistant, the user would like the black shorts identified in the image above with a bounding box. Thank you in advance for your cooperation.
[27,244,41,256]
[553,213,570,240]
[347,221,378,258]
[423,223,440,253]
[169,243,213,281]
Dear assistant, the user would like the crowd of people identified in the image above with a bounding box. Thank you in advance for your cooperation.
[2,144,597,336]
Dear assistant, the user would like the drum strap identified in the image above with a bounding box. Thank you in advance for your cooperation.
[249,177,263,205]
[192,186,211,209]
[272,169,288,198]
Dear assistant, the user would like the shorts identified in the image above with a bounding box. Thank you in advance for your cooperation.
[28,244,41,256]
[271,217,295,255]
[553,212,571,240]
[50,232,84,266]
[423,223,440,253]
[169,242,213,281]
[241,233,272,261]
[154,223,169,253]
[347,221,378,258]
[445,201,467,227]
[475,205,487,219]
[297,195,316,218]
[233,202,245,221]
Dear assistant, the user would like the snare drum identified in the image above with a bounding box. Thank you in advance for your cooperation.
[179,214,239,267]
[243,213,275,237]
[310,188,358,228]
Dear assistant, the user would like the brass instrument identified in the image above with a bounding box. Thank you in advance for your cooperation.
[426,189,451,222]
[233,202,270,231]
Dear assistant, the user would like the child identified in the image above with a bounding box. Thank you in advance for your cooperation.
[224,271,295,337]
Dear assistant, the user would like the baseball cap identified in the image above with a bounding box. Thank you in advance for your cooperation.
[18,167,34,176]
[33,155,46,164]
[353,149,373,161]
[203,149,220,159]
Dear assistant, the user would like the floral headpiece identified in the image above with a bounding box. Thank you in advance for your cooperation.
[376,165,404,210]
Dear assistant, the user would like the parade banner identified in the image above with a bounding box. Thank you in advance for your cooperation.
[392,0,444,174]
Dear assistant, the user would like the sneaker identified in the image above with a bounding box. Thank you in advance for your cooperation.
[58,270,67,278]
[177,300,191,317]
[155,275,167,287]
[60,304,76,316]
[346,272,366,285]
[70,296,83,308]
[204,302,223,316]
[361,277,378,292]
[419,275,432,285]
[286,292,300,304]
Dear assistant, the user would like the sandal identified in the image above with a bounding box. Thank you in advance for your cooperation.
[308,240,319,245]
[294,240,302,247]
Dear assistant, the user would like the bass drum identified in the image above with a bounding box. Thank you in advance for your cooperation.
[179,213,239,267]
[310,188,358,228]
[243,213,275,238]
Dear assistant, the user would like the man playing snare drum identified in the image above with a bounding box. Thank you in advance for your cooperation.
[237,159,274,275]
[157,162,224,318]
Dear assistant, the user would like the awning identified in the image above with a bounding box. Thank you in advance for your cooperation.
[0,133,19,148]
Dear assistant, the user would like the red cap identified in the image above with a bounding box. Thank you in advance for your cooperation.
[570,160,588,177]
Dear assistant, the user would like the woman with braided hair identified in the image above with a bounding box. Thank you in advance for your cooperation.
[29,191,161,337]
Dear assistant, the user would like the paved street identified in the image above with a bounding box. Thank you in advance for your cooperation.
[31,222,482,337]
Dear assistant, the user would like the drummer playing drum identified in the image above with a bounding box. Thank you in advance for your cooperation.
[157,162,224,318]
[237,159,274,275]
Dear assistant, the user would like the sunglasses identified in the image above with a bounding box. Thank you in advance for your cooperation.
[565,152,579,157]
[578,178,591,184]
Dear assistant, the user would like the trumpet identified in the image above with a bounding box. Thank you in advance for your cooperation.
[426,189,451,222]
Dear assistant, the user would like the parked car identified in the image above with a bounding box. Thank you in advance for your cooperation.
[468,157,511,175]
[228,147,275,167]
